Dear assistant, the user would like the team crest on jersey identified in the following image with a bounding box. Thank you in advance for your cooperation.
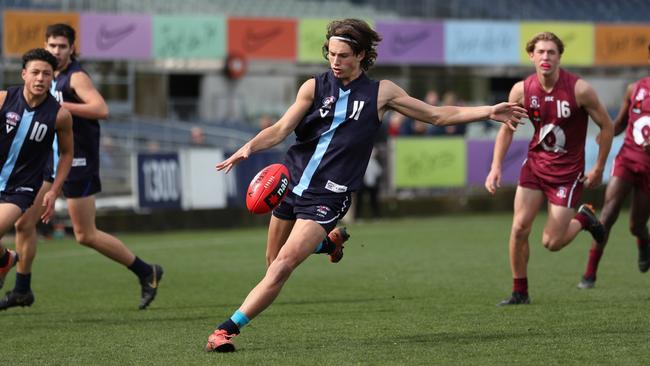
[530,95,540,109]
[5,112,20,133]
[319,96,336,118]
[632,88,646,114]
[556,186,567,199]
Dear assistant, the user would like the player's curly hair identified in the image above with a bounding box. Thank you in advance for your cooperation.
[322,19,382,71]
[22,48,58,71]
[525,31,564,55]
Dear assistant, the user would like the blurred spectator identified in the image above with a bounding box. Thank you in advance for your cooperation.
[410,120,430,135]
[259,114,274,131]
[387,111,407,137]
[147,140,161,153]
[424,90,439,106]
[190,126,206,146]
[355,148,382,219]
[99,134,117,171]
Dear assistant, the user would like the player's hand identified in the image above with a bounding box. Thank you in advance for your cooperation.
[582,166,604,188]
[485,168,502,195]
[489,102,527,131]
[216,143,252,173]
[40,190,57,224]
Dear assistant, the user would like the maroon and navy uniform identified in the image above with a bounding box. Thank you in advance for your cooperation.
[50,59,101,197]
[612,77,650,194]
[520,69,589,207]
[274,70,381,231]
[0,86,59,211]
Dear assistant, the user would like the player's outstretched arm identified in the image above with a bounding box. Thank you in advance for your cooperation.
[485,81,523,194]
[378,80,526,130]
[216,79,315,174]
[64,72,109,120]
[576,79,614,188]
[42,108,74,223]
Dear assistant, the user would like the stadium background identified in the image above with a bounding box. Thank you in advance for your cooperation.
[1,0,648,231]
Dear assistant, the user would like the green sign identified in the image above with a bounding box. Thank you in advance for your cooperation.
[393,137,466,188]
[298,18,330,63]
[153,15,225,59]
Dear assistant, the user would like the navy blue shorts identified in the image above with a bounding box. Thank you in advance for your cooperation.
[63,174,102,198]
[0,191,36,213]
[273,191,351,233]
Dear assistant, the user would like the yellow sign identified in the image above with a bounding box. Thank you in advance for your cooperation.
[520,22,594,66]
[3,10,80,57]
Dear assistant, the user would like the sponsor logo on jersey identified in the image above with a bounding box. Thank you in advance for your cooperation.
[72,158,87,167]
[5,112,19,133]
[325,180,347,193]
[544,96,554,102]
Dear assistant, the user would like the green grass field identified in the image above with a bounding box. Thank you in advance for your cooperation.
[1,212,648,365]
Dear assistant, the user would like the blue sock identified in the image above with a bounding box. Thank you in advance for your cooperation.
[314,238,334,254]
[230,310,250,328]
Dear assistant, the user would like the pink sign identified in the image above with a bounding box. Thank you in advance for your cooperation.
[80,13,151,60]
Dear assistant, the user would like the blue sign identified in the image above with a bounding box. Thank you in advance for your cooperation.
[136,153,182,209]
[445,21,520,65]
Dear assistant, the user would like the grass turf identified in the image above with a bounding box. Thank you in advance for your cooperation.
[1,212,648,365]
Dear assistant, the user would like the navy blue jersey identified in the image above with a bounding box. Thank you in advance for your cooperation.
[50,59,100,181]
[286,71,381,198]
[0,86,59,194]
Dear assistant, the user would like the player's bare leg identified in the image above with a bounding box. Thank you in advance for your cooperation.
[67,195,163,309]
[541,203,584,251]
[0,183,51,310]
[0,204,28,310]
[206,219,326,352]
[265,216,295,267]
[630,188,650,273]
[579,177,631,288]
[498,187,544,306]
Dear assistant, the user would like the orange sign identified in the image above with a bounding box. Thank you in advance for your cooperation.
[3,10,80,57]
[595,25,650,66]
[228,17,296,60]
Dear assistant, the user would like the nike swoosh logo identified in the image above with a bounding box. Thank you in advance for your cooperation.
[96,23,136,50]
[389,29,430,55]
[148,266,158,289]
[243,27,283,52]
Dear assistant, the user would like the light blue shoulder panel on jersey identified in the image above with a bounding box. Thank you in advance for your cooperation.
[0,110,34,191]
[292,88,350,196]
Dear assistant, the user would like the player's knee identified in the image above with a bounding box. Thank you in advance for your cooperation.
[511,222,532,241]
[14,219,35,233]
[74,230,96,247]
[542,236,563,251]
[266,257,296,285]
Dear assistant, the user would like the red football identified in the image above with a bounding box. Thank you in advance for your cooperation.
[246,163,290,214]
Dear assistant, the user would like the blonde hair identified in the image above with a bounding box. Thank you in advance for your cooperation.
[525,32,564,55]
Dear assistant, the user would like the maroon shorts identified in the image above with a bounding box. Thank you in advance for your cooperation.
[518,160,584,208]
[612,154,650,195]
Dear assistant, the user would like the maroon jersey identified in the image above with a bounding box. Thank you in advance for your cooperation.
[523,69,589,183]
[619,77,650,169]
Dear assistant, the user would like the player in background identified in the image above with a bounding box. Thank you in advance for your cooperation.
[205,18,527,353]
[0,48,73,304]
[485,32,614,306]
[577,43,650,289]
[0,24,162,311]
